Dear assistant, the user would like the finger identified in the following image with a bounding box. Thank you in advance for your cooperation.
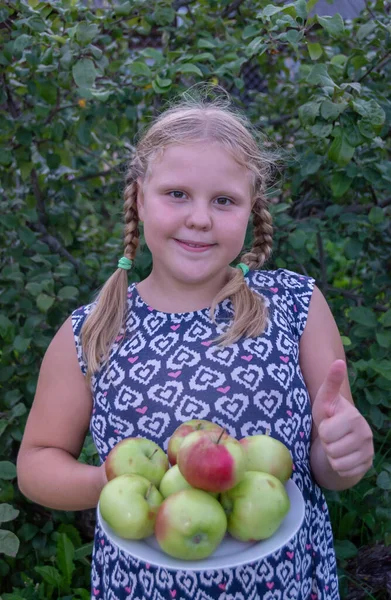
[319,360,346,417]
[333,460,373,479]
[322,432,359,458]
[327,450,368,473]
[318,409,354,444]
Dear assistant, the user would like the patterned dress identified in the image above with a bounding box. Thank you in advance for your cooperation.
[71,268,340,600]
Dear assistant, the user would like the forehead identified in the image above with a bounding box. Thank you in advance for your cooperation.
[147,142,254,193]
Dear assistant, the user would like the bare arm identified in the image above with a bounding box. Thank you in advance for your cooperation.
[300,286,373,491]
[16,316,107,511]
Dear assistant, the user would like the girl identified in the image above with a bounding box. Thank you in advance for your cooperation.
[17,90,374,600]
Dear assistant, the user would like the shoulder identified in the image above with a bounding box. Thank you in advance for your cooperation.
[247,267,315,295]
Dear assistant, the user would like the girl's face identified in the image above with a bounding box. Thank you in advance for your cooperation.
[137,141,253,288]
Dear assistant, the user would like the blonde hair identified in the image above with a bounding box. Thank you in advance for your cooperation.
[81,86,277,383]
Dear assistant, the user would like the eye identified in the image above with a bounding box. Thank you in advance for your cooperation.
[169,190,186,199]
[214,197,233,206]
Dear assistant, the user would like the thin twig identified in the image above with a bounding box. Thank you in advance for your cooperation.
[358,50,391,83]
[29,221,80,269]
[324,286,388,313]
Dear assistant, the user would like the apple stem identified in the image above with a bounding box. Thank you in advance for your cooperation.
[216,429,226,444]
[148,449,158,460]
[265,428,270,436]
[145,483,153,500]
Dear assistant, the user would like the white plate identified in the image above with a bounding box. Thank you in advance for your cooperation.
[97,479,305,571]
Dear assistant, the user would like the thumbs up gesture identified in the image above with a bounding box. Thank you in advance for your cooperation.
[311,360,374,479]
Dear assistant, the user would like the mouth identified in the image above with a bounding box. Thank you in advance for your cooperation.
[175,239,216,248]
[174,239,216,252]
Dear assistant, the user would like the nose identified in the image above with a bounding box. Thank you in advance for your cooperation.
[184,200,212,230]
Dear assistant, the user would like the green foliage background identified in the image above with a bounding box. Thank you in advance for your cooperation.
[0,0,390,598]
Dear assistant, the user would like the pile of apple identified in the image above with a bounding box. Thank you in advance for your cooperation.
[99,419,293,561]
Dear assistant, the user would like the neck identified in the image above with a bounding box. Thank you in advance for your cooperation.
[137,267,234,313]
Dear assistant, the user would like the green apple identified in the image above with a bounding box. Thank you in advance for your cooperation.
[155,489,227,559]
[167,419,223,466]
[177,429,246,493]
[100,474,163,539]
[240,434,293,482]
[159,465,218,499]
[159,464,193,498]
[220,471,290,542]
[105,437,169,487]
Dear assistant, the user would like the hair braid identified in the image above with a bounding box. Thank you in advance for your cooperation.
[80,167,141,383]
[241,197,273,269]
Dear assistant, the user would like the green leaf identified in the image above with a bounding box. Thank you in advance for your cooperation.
[349,307,378,328]
[13,335,31,353]
[72,59,97,89]
[76,22,99,44]
[320,100,347,121]
[376,470,391,490]
[57,534,75,586]
[35,565,63,587]
[317,14,345,37]
[307,64,336,88]
[177,63,203,77]
[0,529,20,557]
[246,37,267,58]
[301,153,323,175]
[36,293,55,313]
[376,331,391,348]
[369,206,384,225]
[307,42,322,60]
[298,101,320,125]
[352,99,385,127]
[381,310,391,328]
[328,130,355,166]
[114,1,132,15]
[330,173,352,197]
[74,542,93,561]
[57,286,79,300]
[310,123,332,138]
[334,539,358,560]
[0,315,14,338]
[0,504,19,524]
[0,462,16,480]
[262,5,285,17]
[129,61,152,77]
[288,229,307,249]
[357,22,376,42]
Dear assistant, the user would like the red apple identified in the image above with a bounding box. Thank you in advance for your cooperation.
[177,429,246,493]
[167,419,223,466]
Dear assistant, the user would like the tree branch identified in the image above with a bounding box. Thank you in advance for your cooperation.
[358,49,391,83]
[324,286,388,313]
[28,222,80,270]
[316,231,327,291]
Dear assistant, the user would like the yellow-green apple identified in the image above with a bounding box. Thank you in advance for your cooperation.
[100,474,163,539]
[177,429,246,493]
[159,465,218,499]
[154,489,227,559]
[159,464,193,498]
[239,434,293,482]
[168,419,223,466]
[220,471,290,542]
[105,437,169,487]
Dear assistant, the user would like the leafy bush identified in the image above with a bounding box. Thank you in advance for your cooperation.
[0,0,390,597]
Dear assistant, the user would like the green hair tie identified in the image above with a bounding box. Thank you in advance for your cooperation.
[117,257,133,271]
[236,262,250,276]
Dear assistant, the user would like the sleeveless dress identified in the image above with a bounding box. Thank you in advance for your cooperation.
[71,268,340,600]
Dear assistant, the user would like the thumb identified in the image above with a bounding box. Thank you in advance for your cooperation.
[312,359,346,427]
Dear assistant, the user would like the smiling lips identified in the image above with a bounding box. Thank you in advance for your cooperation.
[175,239,216,252]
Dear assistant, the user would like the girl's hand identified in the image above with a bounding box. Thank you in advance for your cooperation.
[311,360,374,479]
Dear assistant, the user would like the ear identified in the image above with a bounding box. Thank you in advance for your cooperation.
[136,177,145,222]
